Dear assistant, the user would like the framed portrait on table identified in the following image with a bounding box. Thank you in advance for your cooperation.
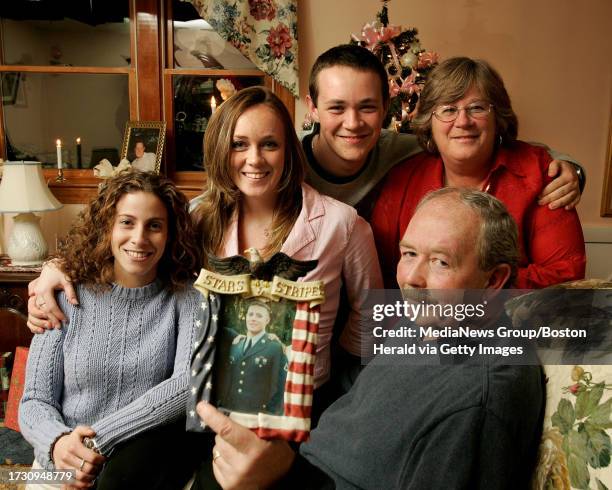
[120,121,166,174]
[186,251,324,442]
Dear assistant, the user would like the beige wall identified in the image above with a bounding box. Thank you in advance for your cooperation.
[296,0,612,228]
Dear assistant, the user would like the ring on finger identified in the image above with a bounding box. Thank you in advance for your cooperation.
[212,449,221,463]
[79,457,86,470]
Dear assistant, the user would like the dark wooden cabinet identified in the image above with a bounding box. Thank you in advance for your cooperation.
[0,271,37,355]
[0,0,294,204]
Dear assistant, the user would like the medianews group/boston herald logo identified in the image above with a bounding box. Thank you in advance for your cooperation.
[360,288,612,366]
[373,324,587,340]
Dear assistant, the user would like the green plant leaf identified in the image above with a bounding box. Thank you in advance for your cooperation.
[553,398,576,434]
[583,422,611,469]
[586,383,606,417]
[596,477,609,490]
[565,430,591,489]
[570,429,590,461]
[568,453,590,489]
[255,45,272,60]
[576,389,590,419]
[589,399,612,427]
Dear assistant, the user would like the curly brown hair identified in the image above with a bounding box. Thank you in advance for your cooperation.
[58,170,200,290]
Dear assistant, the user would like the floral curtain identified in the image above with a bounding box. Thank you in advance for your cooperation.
[184,0,299,97]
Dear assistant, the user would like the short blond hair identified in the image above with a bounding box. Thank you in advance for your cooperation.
[412,57,518,154]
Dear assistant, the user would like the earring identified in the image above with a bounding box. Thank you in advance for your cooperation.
[498,134,503,146]
[426,138,436,153]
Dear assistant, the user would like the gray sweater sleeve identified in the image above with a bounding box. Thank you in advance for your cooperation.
[528,141,586,191]
[19,328,72,470]
[398,407,531,490]
[90,290,199,455]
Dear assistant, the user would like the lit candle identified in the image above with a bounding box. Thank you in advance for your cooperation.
[56,139,63,169]
[76,137,82,168]
[210,96,217,114]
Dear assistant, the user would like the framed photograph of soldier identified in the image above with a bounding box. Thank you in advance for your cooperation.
[186,251,324,442]
[214,296,293,416]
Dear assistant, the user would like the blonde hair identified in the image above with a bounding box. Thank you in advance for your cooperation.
[412,57,518,154]
[192,86,304,261]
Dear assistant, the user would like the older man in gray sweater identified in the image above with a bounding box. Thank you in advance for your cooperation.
[196,188,545,490]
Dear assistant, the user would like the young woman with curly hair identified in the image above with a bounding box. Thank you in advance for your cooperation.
[19,171,204,489]
[58,171,199,290]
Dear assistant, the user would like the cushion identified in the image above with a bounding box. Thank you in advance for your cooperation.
[534,365,611,490]
[506,280,612,489]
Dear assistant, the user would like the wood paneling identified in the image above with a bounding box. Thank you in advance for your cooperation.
[43,170,100,204]
[171,171,207,200]
[41,168,206,203]
[264,76,295,122]
[0,271,38,354]
[0,66,130,74]
[165,68,264,77]
[162,72,174,176]
[601,106,612,217]
[134,0,163,120]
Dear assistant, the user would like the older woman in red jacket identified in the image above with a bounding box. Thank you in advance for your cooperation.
[371,57,585,289]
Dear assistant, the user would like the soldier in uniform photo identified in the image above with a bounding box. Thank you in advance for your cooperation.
[215,300,288,416]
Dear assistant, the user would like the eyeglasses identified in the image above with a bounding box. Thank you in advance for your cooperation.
[432,102,494,123]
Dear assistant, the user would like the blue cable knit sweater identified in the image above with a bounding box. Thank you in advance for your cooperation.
[19,280,202,469]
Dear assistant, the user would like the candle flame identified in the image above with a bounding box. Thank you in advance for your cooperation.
[210,96,217,112]
[76,137,81,144]
[56,139,61,146]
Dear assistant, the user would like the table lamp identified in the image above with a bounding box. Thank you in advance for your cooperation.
[0,161,63,266]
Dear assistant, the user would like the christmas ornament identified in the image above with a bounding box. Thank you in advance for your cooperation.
[351,0,439,133]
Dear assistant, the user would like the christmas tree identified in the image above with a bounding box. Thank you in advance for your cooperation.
[351,0,439,133]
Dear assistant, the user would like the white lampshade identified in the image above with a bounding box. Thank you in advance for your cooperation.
[0,161,62,212]
[0,161,63,266]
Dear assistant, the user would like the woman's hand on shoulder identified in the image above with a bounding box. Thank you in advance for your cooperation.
[538,159,581,210]
[27,260,79,333]
[52,426,105,489]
